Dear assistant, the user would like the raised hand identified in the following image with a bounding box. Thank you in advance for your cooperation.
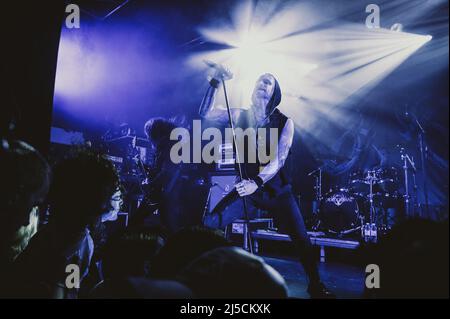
[204,60,233,81]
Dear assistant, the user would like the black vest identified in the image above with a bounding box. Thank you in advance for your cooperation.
[235,108,290,192]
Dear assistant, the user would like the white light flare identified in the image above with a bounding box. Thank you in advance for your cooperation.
[187,0,436,151]
[187,0,319,110]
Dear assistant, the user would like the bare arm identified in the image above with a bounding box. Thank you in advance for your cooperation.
[198,79,241,125]
[258,118,294,183]
[198,80,219,119]
[198,63,237,125]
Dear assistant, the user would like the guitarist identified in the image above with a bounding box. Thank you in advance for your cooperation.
[130,118,205,235]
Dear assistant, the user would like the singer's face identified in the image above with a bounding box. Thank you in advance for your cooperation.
[252,74,275,104]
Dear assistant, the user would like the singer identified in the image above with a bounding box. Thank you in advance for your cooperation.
[199,63,335,298]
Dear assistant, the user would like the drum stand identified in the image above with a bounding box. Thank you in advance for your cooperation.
[400,148,417,218]
[413,114,429,218]
[366,170,377,225]
[360,170,379,242]
[308,167,323,230]
[314,168,323,203]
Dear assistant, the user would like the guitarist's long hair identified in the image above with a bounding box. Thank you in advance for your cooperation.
[143,116,187,171]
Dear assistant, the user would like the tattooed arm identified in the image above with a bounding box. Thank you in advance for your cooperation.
[258,118,295,183]
[198,64,241,125]
[235,119,294,197]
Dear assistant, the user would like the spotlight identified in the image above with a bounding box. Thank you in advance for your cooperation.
[188,0,438,144]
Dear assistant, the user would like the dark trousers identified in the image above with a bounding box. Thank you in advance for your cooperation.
[206,185,320,284]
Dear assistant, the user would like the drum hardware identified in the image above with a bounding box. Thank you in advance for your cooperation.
[400,147,418,218]
[365,170,379,226]
[362,223,378,243]
[308,167,323,230]
[373,166,399,194]
[308,167,323,201]
[310,142,411,239]
[334,225,362,237]
[417,122,429,218]
[312,159,405,239]
[365,174,383,243]
[410,112,429,217]
[348,170,380,227]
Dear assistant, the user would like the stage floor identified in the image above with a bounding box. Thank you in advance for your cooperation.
[263,256,366,299]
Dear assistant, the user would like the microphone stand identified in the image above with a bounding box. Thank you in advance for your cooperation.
[221,80,253,254]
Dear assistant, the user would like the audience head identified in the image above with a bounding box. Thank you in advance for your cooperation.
[48,147,120,229]
[177,246,288,298]
[150,226,231,279]
[101,230,164,279]
[0,139,51,261]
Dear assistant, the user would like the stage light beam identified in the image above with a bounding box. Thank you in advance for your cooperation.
[187,0,441,154]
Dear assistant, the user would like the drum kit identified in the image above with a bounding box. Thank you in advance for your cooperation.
[309,165,403,241]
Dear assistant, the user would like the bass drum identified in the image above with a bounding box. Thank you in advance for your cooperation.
[320,189,361,236]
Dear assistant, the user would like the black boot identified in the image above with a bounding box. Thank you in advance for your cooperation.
[307,282,336,299]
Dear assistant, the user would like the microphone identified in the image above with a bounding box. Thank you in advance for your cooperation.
[203,60,233,80]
